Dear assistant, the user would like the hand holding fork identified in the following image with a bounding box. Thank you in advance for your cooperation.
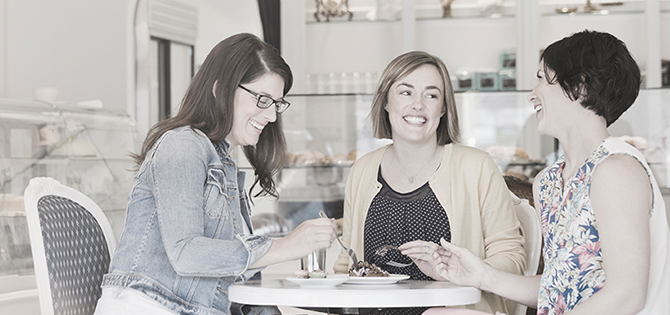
[375,241,444,269]
[318,211,359,264]
[374,244,413,267]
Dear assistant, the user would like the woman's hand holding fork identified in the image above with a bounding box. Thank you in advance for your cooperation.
[398,240,446,280]
[429,238,490,290]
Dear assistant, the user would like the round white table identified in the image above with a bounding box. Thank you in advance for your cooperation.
[228,278,481,308]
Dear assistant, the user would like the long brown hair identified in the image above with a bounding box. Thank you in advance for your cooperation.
[133,33,292,198]
[370,51,460,145]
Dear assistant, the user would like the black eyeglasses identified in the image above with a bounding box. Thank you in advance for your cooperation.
[238,85,290,113]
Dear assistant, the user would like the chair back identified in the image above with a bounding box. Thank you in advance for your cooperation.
[24,177,116,315]
[510,191,542,315]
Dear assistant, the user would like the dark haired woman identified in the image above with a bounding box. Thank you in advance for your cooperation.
[425,30,670,315]
[94,33,337,315]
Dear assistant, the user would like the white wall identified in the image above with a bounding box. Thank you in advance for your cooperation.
[0,1,6,97]
[304,16,516,76]
[0,0,262,114]
[3,1,664,114]
[188,0,262,69]
[539,13,647,68]
[299,2,669,92]
[1,0,667,114]
[306,21,403,76]
[2,0,130,109]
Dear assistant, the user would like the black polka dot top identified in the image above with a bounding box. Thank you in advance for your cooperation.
[364,168,451,281]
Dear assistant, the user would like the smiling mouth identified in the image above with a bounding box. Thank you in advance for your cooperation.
[534,105,543,113]
[403,116,426,125]
[250,120,265,130]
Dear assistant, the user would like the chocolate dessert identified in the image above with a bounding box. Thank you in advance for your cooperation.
[348,261,390,277]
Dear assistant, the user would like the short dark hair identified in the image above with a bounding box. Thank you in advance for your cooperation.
[370,51,460,144]
[135,33,292,198]
[541,29,640,126]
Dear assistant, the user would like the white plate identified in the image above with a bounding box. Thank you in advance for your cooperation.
[344,274,410,285]
[285,275,350,288]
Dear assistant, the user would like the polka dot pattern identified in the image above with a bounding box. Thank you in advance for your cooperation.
[37,195,111,315]
[362,174,451,315]
[364,183,451,279]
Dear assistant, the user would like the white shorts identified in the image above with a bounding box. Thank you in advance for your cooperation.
[94,287,176,315]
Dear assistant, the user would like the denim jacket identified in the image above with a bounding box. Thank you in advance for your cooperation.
[101,126,273,315]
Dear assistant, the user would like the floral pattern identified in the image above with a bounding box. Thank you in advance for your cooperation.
[535,142,611,315]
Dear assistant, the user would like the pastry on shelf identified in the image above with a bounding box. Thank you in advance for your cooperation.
[485,145,530,163]
[284,150,356,167]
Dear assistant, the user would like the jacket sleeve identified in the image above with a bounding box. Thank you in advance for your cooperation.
[150,132,271,278]
[478,155,526,275]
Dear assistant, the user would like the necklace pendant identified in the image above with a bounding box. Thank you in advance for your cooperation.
[408,176,415,183]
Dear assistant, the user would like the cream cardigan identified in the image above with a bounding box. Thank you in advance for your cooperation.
[334,143,526,314]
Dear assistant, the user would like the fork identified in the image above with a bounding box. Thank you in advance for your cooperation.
[318,211,359,264]
[375,244,399,257]
[384,245,447,267]
[386,260,413,268]
[374,245,414,267]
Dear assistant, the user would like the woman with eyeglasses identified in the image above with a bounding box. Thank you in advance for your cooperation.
[94,33,337,315]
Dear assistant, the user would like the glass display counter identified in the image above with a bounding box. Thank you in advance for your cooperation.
[274,91,543,228]
[0,98,140,277]
[274,94,370,229]
[270,89,670,229]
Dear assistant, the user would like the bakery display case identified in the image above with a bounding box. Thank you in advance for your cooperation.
[457,88,670,183]
[0,98,141,277]
[274,94,380,229]
[271,91,546,229]
[2,88,668,277]
[456,90,548,181]
[271,88,670,230]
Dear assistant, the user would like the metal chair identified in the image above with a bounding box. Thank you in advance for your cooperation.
[24,177,116,315]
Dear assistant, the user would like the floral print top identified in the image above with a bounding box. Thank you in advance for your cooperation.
[535,140,612,314]
[537,137,670,314]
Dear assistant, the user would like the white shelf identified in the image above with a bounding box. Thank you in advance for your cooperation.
[284,0,669,94]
